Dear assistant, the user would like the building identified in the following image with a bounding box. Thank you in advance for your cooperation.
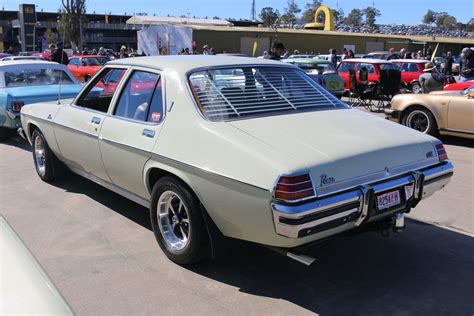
[0,4,137,53]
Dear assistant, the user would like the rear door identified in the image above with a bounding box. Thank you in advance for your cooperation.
[53,67,128,181]
[99,68,165,199]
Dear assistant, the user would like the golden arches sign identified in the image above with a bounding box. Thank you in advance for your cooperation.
[304,5,335,31]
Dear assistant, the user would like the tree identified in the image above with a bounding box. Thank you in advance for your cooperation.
[363,7,380,29]
[43,28,57,47]
[345,9,363,26]
[57,0,86,51]
[259,7,280,27]
[302,0,322,23]
[441,15,457,30]
[332,8,345,23]
[435,12,449,27]
[423,9,437,26]
[281,0,301,28]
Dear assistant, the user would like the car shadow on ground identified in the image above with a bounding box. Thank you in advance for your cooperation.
[2,134,31,151]
[190,221,473,314]
[50,173,473,314]
[439,135,473,148]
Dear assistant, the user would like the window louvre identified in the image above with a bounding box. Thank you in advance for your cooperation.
[189,67,345,121]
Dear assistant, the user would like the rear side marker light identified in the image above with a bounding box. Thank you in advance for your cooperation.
[274,174,315,202]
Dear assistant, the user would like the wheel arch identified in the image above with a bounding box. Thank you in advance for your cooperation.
[400,103,441,128]
[144,161,203,205]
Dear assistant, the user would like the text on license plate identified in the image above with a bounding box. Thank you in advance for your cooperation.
[377,190,401,210]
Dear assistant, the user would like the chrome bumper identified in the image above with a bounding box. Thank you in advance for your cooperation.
[271,161,453,238]
[6,109,20,120]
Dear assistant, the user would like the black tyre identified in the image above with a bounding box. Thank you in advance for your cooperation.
[31,129,67,182]
[411,82,421,94]
[150,177,210,265]
[402,106,438,136]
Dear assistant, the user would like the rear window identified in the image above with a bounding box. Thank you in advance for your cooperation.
[380,63,399,71]
[189,66,347,121]
[4,68,74,87]
[291,62,336,74]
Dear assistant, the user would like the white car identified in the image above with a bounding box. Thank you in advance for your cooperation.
[19,56,453,265]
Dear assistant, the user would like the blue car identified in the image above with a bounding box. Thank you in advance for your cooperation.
[0,60,84,139]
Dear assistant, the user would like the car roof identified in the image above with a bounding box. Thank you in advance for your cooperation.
[284,58,332,64]
[108,55,292,73]
[341,58,393,64]
[392,59,430,63]
[0,60,61,67]
[71,55,103,58]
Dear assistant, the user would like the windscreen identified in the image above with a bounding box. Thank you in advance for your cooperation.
[4,68,74,87]
[189,66,346,121]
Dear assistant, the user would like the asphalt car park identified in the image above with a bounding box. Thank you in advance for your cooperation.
[0,113,472,315]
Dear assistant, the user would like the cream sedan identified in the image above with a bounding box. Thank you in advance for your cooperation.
[386,87,474,138]
[20,56,453,265]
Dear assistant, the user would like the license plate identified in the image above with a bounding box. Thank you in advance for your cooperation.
[376,190,401,211]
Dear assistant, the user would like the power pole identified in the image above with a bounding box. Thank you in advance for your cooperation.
[251,0,256,21]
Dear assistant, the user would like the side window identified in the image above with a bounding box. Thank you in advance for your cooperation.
[358,63,375,74]
[76,68,127,112]
[147,80,164,123]
[401,63,410,72]
[338,62,354,73]
[113,70,160,122]
[409,63,419,72]
[69,58,80,66]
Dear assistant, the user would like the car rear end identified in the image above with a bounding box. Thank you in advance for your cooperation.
[187,63,453,248]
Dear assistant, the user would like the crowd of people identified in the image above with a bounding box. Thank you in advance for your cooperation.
[335,22,473,38]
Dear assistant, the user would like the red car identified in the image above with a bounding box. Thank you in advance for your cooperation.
[67,55,108,82]
[443,80,474,91]
[336,58,400,90]
[390,59,430,93]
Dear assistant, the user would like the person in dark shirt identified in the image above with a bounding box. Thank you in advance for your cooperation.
[443,51,453,76]
[264,42,285,61]
[50,43,69,65]
[459,48,474,82]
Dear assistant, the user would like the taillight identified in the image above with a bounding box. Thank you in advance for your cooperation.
[274,173,315,202]
[11,101,25,112]
[435,143,448,162]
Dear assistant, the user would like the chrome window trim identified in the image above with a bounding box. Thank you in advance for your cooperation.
[106,66,166,126]
[71,65,131,107]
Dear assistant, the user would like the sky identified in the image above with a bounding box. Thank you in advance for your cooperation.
[1,0,473,24]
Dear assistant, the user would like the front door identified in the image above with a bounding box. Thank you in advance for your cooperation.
[53,67,128,181]
[447,92,474,133]
[99,69,165,199]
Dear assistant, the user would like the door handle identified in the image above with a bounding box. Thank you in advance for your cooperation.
[91,117,101,124]
[142,129,155,138]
